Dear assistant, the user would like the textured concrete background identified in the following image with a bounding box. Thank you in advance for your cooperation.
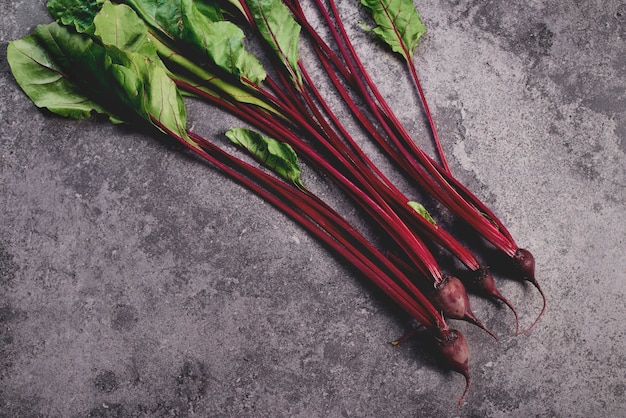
[1,0,625,417]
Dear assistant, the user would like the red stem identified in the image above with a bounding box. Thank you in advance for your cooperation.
[315,0,518,256]
[405,59,451,173]
[304,40,482,270]
[152,117,448,332]
[174,79,447,284]
[191,130,447,329]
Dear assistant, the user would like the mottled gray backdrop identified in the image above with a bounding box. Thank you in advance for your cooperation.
[1,1,625,417]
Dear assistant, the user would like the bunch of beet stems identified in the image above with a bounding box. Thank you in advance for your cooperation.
[165,49,501,338]
[159,0,533,334]
[281,0,545,329]
[100,0,536,396]
[212,4,493,324]
[147,119,472,405]
[106,0,482,333]
[7,14,470,407]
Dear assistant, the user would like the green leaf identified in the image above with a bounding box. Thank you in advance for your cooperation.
[226,128,305,188]
[360,0,426,61]
[123,0,266,84]
[7,25,115,121]
[97,45,189,141]
[245,0,302,86]
[407,201,437,226]
[47,0,105,33]
[8,22,189,142]
[46,1,160,63]
[188,19,267,84]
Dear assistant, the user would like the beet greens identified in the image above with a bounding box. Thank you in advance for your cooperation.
[7,0,546,407]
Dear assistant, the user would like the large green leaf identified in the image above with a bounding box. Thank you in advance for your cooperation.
[8,22,189,142]
[124,0,266,84]
[187,19,267,84]
[7,25,115,121]
[107,50,186,138]
[245,0,302,86]
[46,0,159,63]
[226,128,305,188]
[360,0,426,61]
[93,45,189,142]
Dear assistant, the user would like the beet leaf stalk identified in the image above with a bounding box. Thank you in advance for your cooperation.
[359,0,450,174]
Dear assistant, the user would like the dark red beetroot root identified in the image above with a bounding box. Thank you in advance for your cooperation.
[472,267,520,335]
[513,248,546,333]
[436,329,470,408]
[429,276,498,340]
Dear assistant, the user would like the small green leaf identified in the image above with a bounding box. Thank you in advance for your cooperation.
[245,0,303,86]
[360,0,426,61]
[8,21,189,142]
[358,21,373,32]
[226,128,305,188]
[407,201,437,226]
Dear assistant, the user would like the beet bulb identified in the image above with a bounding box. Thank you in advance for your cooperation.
[429,276,497,340]
[435,328,470,408]
[513,248,546,334]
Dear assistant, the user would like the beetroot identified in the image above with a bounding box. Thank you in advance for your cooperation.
[430,276,498,340]
[513,248,546,333]
[513,248,536,280]
[436,329,470,407]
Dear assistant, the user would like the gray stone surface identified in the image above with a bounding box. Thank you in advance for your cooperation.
[1,1,624,417]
